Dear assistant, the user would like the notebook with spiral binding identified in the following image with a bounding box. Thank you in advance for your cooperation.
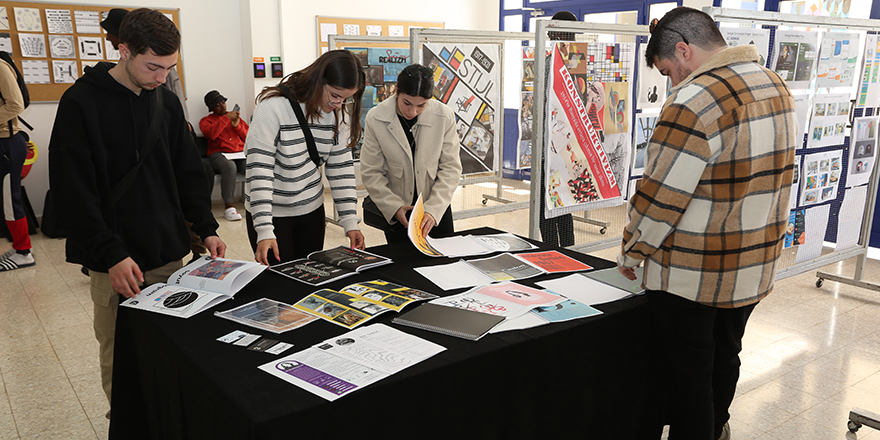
[392,303,505,341]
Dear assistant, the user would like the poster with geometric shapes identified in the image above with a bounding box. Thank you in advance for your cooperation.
[77,36,103,60]
[48,35,75,59]
[800,149,842,206]
[0,7,8,31]
[636,41,667,110]
[21,59,49,84]
[17,33,45,57]
[807,93,849,148]
[45,9,73,34]
[858,34,880,107]
[817,32,860,88]
[73,10,101,34]
[423,43,500,175]
[720,28,770,67]
[14,7,42,32]
[847,116,878,188]
[544,43,627,218]
[52,60,77,83]
[772,31,819,89]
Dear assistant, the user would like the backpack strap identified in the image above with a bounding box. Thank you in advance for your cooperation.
[277,84,321,167]
[109,89,164,204]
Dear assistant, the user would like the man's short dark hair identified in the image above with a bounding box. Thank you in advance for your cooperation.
[645,7,726,68]
[118,8,180,57]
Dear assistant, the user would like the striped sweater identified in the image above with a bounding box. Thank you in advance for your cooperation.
[618,45,797,308]
[244,96,359,243]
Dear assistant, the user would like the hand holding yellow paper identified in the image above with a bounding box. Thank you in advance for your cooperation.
[407,194,444,257]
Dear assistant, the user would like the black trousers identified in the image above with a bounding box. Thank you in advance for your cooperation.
[245,205,326,265]
[645,289,756,440]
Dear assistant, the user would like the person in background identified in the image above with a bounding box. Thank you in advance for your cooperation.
[360,64,462,244]
[200,90,248,221]
[49,8,225,416]
[0,53,34,271]
[245,50,365,266]
[617,7,797,439]
[539,10,577,247]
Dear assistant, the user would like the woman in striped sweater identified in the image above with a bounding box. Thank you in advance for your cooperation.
[244,50,366,266]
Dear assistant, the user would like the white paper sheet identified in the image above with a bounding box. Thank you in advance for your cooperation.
[388,25,403,37]
[14,7,42,32]
[21,60,49,84]
[49,35,75,59]
[414,260,493,290]
[807,93,850,148]
[73,10,101,34]
[0,7,9,31]
[772,30,819,89]
[52,60,77,83]
[319,23,336,43]
[314,323,445,375]
[537,273,633,306]
[0,33,12,54]
[835,185,866,252]
[259,347,388,401]
[847,117,878,188]
[18,33,46,58]
[816,32,860,88]
[45,9,73,34]
[795,204,831,263]
[78,36,104,60]
[366,25,381,36]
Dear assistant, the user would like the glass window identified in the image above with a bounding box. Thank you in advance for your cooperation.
[720,0,765,11]
[504,0,524,9]
[778,0,873,18]
[504,15,524,32]
[584,11,638,43]
[649,2,678,22]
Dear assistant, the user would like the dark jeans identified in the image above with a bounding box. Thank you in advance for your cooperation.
[245,205,326,265]
[646,289,756,440]
[383,206,454,245]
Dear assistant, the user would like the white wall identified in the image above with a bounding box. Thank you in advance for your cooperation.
[277,0,499,78]
[20,0,246,217]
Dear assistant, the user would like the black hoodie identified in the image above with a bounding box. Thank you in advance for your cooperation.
[49,62,218,272]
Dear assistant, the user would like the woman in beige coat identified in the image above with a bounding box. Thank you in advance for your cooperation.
[361,64,462,244]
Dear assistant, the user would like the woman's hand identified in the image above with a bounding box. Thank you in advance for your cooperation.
[255,238,280,266]
[419,212,436,237]
[395,205,414,227]
[347,230,365,250]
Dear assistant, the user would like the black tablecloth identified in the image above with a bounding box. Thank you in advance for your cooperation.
[109,227,656,439]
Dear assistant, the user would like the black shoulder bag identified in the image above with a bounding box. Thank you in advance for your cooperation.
[276,84,320,167]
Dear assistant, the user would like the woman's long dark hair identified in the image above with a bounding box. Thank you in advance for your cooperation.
[396,64,434,100]
[257,50,365,148]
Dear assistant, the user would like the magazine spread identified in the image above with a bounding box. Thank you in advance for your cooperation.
[269,247,392,286]
[429,281,565,320]
[490,298,603,333]
[292,280,438,329]
[214,298,318,333]
[258,324,445,401]
[119,256,266,318]
[414,251,592,290]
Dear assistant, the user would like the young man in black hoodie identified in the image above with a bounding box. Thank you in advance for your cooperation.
[48,8,226,414]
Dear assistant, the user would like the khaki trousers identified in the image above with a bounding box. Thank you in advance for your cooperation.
[90,259,183,405]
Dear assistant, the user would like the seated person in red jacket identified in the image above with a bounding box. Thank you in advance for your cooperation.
[199,90,248,221]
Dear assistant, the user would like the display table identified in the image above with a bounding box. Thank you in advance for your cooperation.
[109,227,657,439]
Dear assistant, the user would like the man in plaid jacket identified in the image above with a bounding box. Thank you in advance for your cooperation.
[617,7,797,440]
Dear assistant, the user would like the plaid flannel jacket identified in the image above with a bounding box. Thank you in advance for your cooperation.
[618,45,797,308]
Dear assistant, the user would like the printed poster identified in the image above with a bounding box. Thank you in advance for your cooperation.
[18,33,46,58]
[792,94,811,139]
[633,114,657,176]
[368,48,410,82]
[45,9,73,34]
[801,149,843,206]
[795,204,830,263]
[14,7,42,32]
[816,32,860,88]
[847,116,878,188]
[784,209,806,248]
[48,35,75,59]
[73,10,101,34]
[807,93,849,148]
[517,47,535,169]
[790,155,801,210]
[545,42,632,218]
[423,43,500,174]
[21,59,49,84]
[858,35,880,107]
[772,31,819,89]
[636,41,667,110]
[721,28,770,67]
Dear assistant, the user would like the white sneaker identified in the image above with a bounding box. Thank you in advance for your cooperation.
[224,207,242,221]
[0,251,35,271]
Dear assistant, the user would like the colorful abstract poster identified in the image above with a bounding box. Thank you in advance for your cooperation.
[720,28,770,67]
[423,43,500,175]
[816,32,860,88]
[858,35,880,107]
[772,31,819,89]
[348,47,407,160]
[807,93,849,148]
[801,149,842,206]
[847,116,879,188]
[544,43,628,218]
[636,41,667,110]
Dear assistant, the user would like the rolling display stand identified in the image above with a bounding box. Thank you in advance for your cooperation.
[849,408,880,434]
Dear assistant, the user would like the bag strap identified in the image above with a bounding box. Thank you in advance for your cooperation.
[277,84,321,166]
[110,89,164,204]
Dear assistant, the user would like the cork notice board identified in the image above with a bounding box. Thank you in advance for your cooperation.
[0,3,181,102]
[316,16,444,54]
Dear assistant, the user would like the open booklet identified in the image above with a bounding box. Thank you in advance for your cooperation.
[292,280,438,329]
[214,298,318,333]
[414,250,592,291]
[119,256,266,318]
[406,194,538,258]
[269,246,392,286]
[258,323,445,401]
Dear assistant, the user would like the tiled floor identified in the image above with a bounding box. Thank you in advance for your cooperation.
[3,199,880,439]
